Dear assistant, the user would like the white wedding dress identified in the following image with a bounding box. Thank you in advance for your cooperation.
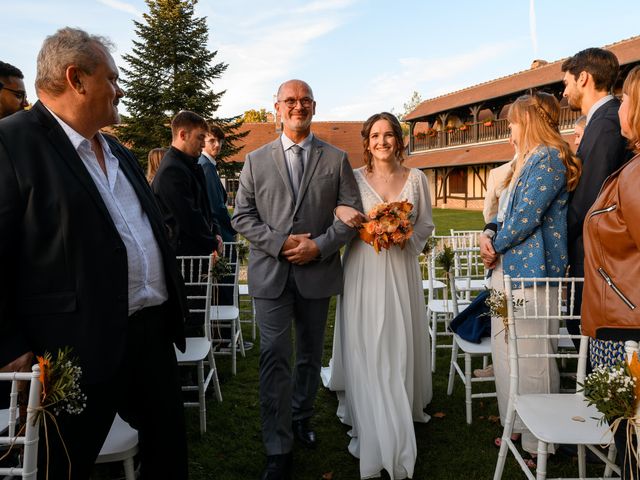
[321,167,434,479]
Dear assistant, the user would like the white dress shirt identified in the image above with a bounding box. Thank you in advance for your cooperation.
[47,108,169,315]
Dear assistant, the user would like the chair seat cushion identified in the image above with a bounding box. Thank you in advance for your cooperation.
[97,414,138,462]
[175,338,211,362]
[516,394,613,445]
[209,306,239,321]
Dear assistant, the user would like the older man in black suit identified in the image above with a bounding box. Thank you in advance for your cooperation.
[562,47,630,340]
[0,27,189,479]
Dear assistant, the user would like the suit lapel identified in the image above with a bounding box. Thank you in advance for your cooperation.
[295,138,323,211]
[32,102,118,232]
[271,140,295,203]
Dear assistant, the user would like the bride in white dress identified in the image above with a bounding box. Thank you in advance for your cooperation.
[321,112,434,479]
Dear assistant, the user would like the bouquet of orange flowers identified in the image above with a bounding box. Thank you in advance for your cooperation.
[359,200,414,253]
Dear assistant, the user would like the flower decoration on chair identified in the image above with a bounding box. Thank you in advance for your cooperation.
[421,236,438,256]
[435,244,455,273]
[483,119,494,127]
[236,237,250,263]
[358,200,413,254]
[479,289,525,343]
[209,250,233,282]
[581,360,637,426]
[35,347,86,480]
[36,347,86,419]
[580,352,640,476]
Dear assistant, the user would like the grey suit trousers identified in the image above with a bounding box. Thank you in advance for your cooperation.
[254,269,330,455]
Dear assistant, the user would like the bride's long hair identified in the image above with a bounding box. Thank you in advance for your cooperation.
[361,112,405,173]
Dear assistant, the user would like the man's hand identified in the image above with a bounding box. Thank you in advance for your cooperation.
[280,233,310,255]
[283,235,320,265]
[479,234,498,269]
[0,351,33,373]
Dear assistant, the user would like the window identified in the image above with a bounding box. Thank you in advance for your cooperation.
[448,168,467,195]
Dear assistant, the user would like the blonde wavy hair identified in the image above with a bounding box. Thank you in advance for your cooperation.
[506,92,581,192]
[622,65,640,154]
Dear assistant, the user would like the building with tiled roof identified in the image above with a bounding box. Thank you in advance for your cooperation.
[404,35,640,210]
[226,121,365,167]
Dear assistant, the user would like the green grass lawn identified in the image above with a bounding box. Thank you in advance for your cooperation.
[95,208,604,479]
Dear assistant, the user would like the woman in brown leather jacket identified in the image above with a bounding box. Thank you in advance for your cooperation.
[582,65,640,479]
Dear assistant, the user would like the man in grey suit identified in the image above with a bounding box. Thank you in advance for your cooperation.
[232,79,361,480]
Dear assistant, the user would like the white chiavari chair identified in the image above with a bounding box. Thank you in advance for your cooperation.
[176,254,222,434]
[0,365,41,480]
[493,275,619,480]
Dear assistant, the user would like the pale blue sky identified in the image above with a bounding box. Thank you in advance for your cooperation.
[2,0,640,120]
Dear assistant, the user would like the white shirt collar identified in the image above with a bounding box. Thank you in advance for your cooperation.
[586,94,614,126]
[44,104,113,156]
[280,132,314,151]
[202,151,216,165]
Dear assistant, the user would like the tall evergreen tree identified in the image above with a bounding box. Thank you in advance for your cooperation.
[117,0,244,165]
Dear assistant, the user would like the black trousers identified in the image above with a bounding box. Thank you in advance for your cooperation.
[38,304,188,480]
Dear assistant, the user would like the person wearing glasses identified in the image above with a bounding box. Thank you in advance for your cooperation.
[0,61,28,118]
[232,79,361,480]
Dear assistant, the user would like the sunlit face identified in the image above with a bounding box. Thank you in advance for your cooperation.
[81,46,124,128]
[204,133,223,158]
[368,119,398,163]
[275,81,315,137]
[182,127,207,157]
[619,93,631,139]
[574,124,585,146]
[0,76,28,118]
[562,71,583,113]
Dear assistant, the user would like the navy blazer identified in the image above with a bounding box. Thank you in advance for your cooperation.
[198,155,236,242]
[568,97,630,275]
[0,101,187,383]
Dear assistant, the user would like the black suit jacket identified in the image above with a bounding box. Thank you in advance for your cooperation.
[198,155,236,242]
[568,97,630,276]
[0,101,187,383]
[152,147,220,256]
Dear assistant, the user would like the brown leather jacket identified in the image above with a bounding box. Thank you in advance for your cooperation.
[582,153,640,338]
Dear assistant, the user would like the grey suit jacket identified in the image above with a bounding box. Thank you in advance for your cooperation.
[232,136,362,299]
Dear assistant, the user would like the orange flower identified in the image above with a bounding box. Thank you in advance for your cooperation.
[37,355,50,396]
[629,352,640,406]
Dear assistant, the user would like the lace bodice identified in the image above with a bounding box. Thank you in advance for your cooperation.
[354,167,423,217]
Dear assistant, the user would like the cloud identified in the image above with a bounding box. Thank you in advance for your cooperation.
[212,1,357,117]
[97,0,143,18]
[323,41,523,120]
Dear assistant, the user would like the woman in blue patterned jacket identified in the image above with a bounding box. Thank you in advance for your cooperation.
[479,91,581,462]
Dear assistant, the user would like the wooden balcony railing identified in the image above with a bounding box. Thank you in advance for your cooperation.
[411,106,582,153]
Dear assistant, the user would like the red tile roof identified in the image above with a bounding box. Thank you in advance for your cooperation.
[405,35,640,121]
[228,121,366,168]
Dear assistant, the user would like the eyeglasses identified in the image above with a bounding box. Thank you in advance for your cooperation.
[279,97,314,108]
[1,86,27,103]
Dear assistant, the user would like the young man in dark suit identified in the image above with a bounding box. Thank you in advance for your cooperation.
[0,27,189,479]
[562,48,630,337]
[199,124,236,243]
[152,111,222,256]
